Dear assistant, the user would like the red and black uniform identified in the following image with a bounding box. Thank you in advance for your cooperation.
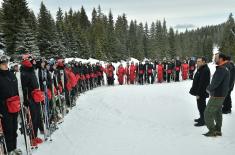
[138,63,144,85]
[117,66,125,85]
[163,61,168,81]
[106,64,115,85]
[167,62,174,83]
[20,59,43,142]
[144,62,154,84]
[157,64,164,83]
[189,59,196,80]
[129,64,136,84]
[125,65,130,84]
[175,60,181,82]
[181,63,189,80]
[0,69,20,152]
[64,66,77,106]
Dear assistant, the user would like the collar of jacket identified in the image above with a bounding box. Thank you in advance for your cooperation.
[21,65,34,72]
[218,61,227,67]
[199,64,207,70]
[0,69,10,76]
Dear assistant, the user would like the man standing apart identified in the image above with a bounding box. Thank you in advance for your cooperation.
[204,53,230,137]
[190,57,210,127]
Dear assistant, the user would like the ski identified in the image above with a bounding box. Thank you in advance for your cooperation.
[16,71,33,155]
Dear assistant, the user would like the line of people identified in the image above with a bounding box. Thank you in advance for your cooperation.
[116,58,196,85]
[0,54,107,155]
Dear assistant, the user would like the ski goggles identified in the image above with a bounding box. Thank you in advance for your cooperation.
[0,55,9,64]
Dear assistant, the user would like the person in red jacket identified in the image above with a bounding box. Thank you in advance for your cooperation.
[125,62,130,84]
[116,64,125,85]
[129,62,136,84]
[181,60,189,80]
[64,64,77,108]
[106,63,115,85]
[157,62,164,83]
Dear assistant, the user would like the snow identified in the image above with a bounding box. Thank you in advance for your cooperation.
[16,56,235,155]
[0,49,4,55]
[28,81,235,155]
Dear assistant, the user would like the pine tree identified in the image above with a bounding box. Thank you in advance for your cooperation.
[15,19,39,56]
[143,22,149,59]
[55,7,67,57]
[220,13,235,60]
[79,6,90,30]
[37,1,56,57]
[106,10,117,61]
[128,20,137,58]
[168,27,176,58]
[2,0,30,55]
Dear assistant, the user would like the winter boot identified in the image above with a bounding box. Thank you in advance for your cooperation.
[203,130,216,137]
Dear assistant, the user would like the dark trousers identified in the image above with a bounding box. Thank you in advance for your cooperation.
[167,73,171,83]
[175,71,180,82]
[107,76,114,85]
[146,74,154,84]
[223,90,232,111]
[189,70,194,80]
[29,101,41,138]
[138,74,144,85]
[163,71,167,81]
[1,113,18,152]
[197,97,206,122]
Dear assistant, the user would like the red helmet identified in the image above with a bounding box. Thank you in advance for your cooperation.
[22,54,32,61]
[57,59,64,67]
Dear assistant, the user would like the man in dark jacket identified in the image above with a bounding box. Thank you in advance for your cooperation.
[189,58,196,80]
[20,54,43,145]
[190,57,210,127]
[0,55,22,154]
[138,62,145,85]
[204,53,230,137]
[175,57,181,82]
[222,56,235,114]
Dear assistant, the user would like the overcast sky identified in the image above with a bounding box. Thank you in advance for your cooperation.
[1,0,235,31]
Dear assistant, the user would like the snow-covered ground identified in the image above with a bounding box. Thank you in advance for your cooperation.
[23,79,235,155]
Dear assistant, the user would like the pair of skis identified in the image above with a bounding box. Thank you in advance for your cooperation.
[0,117,8,155]
[17,71,33,155]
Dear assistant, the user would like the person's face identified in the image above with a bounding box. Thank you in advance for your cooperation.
[41,61,45,68]
[14,65,19,72]
[0,62,8,70]
[32,59,36,65]
[214,54,220,65]
[197,58,203,68]
[53,64,57,70]
[46,65,50,70]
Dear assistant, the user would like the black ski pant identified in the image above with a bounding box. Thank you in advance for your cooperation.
[1,112,18,152]
[197,97,206,122]
[189,70,194,80]
[148,74,154,84]
[223,90,232,111]
[167,73,171,83]
[163,71,167,81]
[29,100,41,138]
[107,76,114,85]
[175,71,180,82]
[138,74,144,85]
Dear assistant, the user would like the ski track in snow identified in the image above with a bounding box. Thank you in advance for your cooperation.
[16,80,235,155]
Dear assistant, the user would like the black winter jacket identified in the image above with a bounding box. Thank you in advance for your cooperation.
[190,64,210,98]
[207,64,230,97]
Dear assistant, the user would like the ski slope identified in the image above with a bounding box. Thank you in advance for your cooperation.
[26,80,235,155]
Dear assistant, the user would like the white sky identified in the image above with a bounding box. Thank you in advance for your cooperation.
[1,0,235,31]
